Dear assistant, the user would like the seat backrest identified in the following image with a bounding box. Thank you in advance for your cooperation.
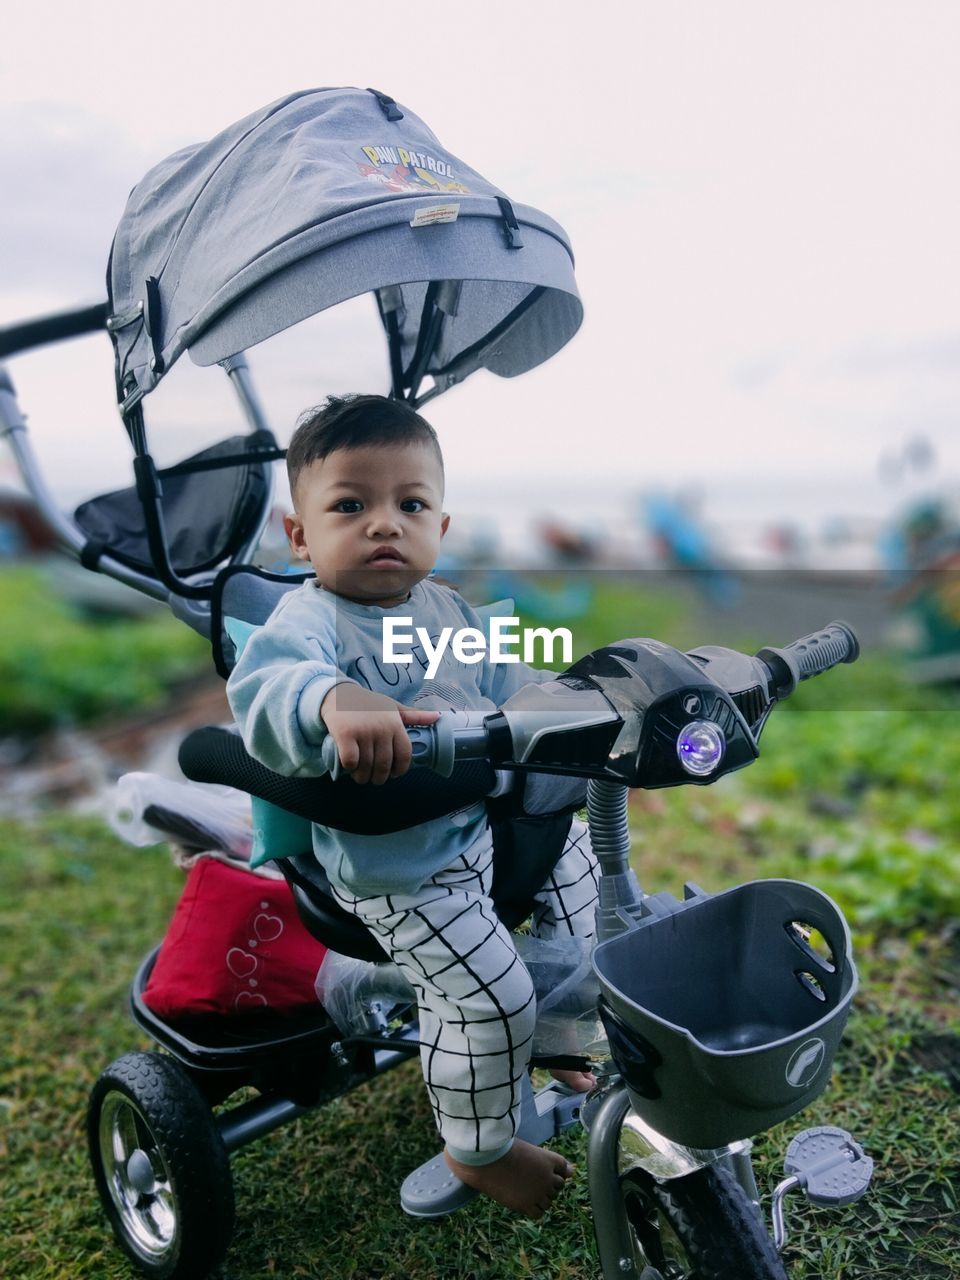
[211,564,313,677]
[75,433,276,582]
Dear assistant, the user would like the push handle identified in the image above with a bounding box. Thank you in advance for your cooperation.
[757,621,860,699]
[0,302,108,358]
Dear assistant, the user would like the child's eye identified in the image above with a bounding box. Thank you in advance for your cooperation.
[400,499,425,513]
[334,499,363,513]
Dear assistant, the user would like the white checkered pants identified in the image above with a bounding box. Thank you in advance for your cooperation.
[331,817,597,1163]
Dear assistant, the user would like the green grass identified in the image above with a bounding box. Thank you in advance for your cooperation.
[621,784,959,1280]
[1,579,958,1278]
[1,808,955,1280]
[0,566,208,735]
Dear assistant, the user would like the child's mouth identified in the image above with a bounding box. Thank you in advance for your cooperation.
[367,548,405,567]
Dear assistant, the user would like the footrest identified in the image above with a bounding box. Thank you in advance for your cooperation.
[399,1153,479,1219]
[399,1073,590,1218]
[784,1126,873,1206]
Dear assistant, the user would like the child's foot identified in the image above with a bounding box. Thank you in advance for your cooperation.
[443,1139,573,1219]
[549,1066,597,1092]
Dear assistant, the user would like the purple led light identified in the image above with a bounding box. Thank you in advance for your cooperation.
[676,720,725,776]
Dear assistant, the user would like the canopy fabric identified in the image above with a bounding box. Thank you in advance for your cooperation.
[107,87,582,410]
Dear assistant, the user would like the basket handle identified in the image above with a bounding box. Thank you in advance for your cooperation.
[782,902,849,1004]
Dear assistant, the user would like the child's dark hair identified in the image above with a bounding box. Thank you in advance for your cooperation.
[287,393,443,500]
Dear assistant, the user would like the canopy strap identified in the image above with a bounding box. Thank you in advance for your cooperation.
[377,286,406,398]
[144,276,166,374]
[413,285,546,407]
[366,88,403,121]
[105,302,144,332]
[403,282,443,402]
[403,281,462,402]
[497,197,524,249]
[162,445,286,476]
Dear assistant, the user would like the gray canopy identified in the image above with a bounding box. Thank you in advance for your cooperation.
[107,86,582,411]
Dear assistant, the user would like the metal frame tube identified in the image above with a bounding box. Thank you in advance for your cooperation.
[722,1144,762,1210]
[0,364,170,601]
[216,1042,417,1154]
[586,1081,640,1279]
[218,1095,308,1153]
[221,354,277,565]
[0,352,280,614]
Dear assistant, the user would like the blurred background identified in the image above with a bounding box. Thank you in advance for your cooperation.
[2,4,959,538]
[3,1,960,781]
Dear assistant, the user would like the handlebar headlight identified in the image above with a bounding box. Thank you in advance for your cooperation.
[676,720,725,777]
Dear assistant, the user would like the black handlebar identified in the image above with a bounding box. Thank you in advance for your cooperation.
[318,621,860,786]
[756,620,860,700]
[0,302,109,359]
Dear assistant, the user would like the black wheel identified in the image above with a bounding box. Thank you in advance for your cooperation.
[619,1162,788,1280]
[87,1051,235,1280]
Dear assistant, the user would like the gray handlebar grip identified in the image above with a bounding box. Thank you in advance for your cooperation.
[756,620,859,698]
[783,620,860,679]
[319,723,447,780]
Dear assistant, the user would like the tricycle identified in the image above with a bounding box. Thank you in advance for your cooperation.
[0,85,871,1279]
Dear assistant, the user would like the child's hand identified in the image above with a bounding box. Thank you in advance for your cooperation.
[319,685,440,784]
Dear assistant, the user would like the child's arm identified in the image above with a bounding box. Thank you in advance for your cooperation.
[227,602,437,783]
[226,618,349,777]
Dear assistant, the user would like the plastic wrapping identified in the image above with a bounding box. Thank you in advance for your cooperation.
[314,933,603,1052]
[515,933,604,1056]
[314,950,416,1035]
[107,771,253,860]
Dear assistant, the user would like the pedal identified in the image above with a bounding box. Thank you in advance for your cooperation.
[771,1126,873,1250]
[784,1126,874,1206]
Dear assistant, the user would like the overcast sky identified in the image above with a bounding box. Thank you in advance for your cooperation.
[1,1,958,535]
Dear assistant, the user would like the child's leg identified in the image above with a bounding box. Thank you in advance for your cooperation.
[330,828,573,1217]
[529,816,598,940]
[529,817,600,1090]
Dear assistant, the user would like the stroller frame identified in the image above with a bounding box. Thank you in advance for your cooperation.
[1,334,275,617]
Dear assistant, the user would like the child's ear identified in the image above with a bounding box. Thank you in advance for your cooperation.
[284,511,311,561]
[440,512,450,538]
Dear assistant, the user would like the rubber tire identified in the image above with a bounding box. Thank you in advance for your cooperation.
[621,1162,788,1280]
[87,1051,235,1280]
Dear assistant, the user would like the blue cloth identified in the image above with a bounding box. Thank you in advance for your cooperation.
[226,580,552,893]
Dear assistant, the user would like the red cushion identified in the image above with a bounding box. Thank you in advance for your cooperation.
[143,858,328,1018]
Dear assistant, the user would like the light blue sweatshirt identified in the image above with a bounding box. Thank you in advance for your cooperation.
[226,578,552,895]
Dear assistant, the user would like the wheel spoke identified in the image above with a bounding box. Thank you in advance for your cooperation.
[621,1174,693,1280]
[656,1212,692,1277]
[112,1100,139,1164]
[132,1109,155,1153]
[152,1184,177,1238]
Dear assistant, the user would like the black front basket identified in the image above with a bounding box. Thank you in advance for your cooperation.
[593,879,858,1149]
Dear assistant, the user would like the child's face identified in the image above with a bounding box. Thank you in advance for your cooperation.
[284,440,449,607]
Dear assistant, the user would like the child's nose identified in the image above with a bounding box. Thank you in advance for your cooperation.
[366,507,402,536]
